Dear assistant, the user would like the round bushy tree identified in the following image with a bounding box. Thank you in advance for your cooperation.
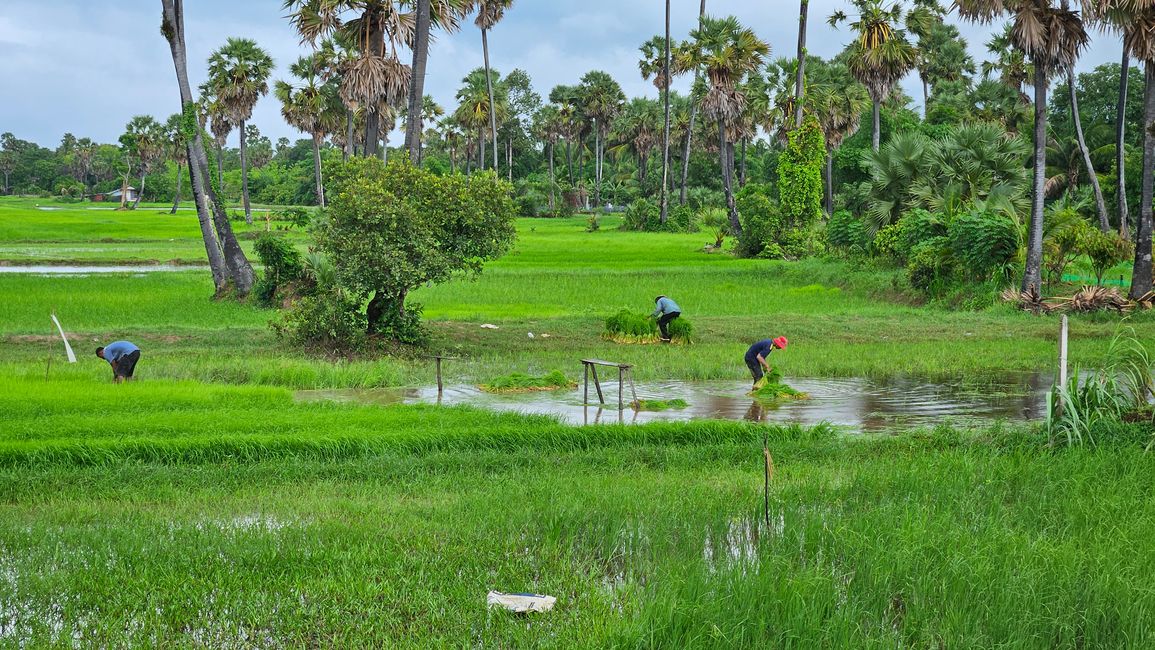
[778,116,825,232]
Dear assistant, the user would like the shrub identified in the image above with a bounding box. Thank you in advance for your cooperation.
[947,210,1021,281]
[666,205,697,233]
[735,184,782,257]
[517,190,546,217]
[621,199,659,231]
[827,210,870,253]
[701,208,730,249]
[586,214,600,232]
[872,222,903,260]
[274,291,367,352]
[276,206,312,229]
[253,233,304,306]
[897,208,947,258]
[1044,213,1093,285]
[906,237,953,292]
[1083,230,1133,285]
[685,186,725,211]
[779,116,825,231]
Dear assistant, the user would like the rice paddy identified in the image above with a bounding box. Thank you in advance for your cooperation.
[2,197,1155,645]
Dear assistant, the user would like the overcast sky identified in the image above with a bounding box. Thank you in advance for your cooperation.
[0,1,1127,149]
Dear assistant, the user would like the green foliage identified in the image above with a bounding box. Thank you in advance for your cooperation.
[621,199,659,231]
[1044,210,1094,285]
[481,370,575,393]
[827,210,870,253]
[276,206,312,229]
[253,233,304,306]
[906,237,953,293]
[947,210,1021,282]
[700,208,730,248]
[1083,230,1134,286]
[586,213,600,232]
[871,222,902,260]
[604,310,693,343]
[633,398,689,411]
[317,158,517,337]
[667,205,697,233]
[735,184,782,257]
[274,290,367,352]
[897,208,947,261]
[778,116,825,231]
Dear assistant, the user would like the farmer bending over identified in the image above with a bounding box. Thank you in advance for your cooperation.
[652,295,682,342]
[745,337,788,386]
[96,341,141,383]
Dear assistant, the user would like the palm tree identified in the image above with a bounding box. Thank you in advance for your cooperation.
[473,0,514,172]
[120,115,165,210]
[795,0,810,128]
[199,84,233,190]
[955,0,1089,293]
[161,0,254,296]
[640,28,673,221]
[532,105,563,211]
[206,38,273,224]
[1066,71,1111,230]
[276,55,344,207]
[610,98,662,189]
[577,71,626,208]
[163,113,188,214]
[677,15,769,234]
[455,68,508,171]
[829,0,918,152]
[809,61,870,214]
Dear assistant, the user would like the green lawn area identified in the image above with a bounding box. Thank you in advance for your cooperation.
[1,197,1154,646]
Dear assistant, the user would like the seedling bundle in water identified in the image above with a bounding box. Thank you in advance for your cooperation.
[480,370,577,393]
[633,398,690,411]
[603,310,693,344]
[749,369,809,400]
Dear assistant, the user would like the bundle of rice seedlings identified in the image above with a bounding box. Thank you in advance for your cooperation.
[480,370,576,393]
[632,398,690,411]
[748,369,809,400]
[603,310,693,344]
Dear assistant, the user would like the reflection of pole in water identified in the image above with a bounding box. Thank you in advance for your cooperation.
[744,401,764,422]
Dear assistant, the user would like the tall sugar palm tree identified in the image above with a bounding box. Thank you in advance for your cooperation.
[640,28,673,222]
[796,0,810,128]
[829,0,918,152]
[276,55,343,207]
[455,68,508,171]
[473,0,514,172]
[163,113,189,214]
[1067,70,1111,230]
[809,61,870,215]
[206,38,274,224]
[578,71,626,207]
[956,0,1089,293]
[120,115,165,210]
[673,1,709,206]
[161,0,253,296]
[676,15,769,234]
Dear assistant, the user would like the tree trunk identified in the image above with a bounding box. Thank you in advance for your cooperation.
[312,133,326,208]
[216,145,224,193]
[1130,64,1155,299]
[240,118,252,224]
[680,104,696,206]
[1069,73,1109,232]
[1119,48,1131,241]
[565,140,574,184]
[922,76,929,118]
[119,171,128,210]
[482,27,499,173]
[660,0,672,224]
[1023,64,1048,293]
[595,127,602,206]
[548,141,556,211]
[133,167,146,209]
[824,149,834,216]
[508,137,513,182]
[720,121,741,235]
[171,161,183,214]
[363,8,385,157]
[160,0,230,293]
[344,109,353,161]
[480,128,486,170]
[739,139,747,188]
[406,0,431,162]
[794,0,808,128]
[871,99,881,152]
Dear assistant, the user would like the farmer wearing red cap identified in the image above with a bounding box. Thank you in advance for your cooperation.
[744,337,788,385]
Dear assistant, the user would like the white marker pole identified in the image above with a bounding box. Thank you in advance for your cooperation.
[1059,315,1068,388]
[50,313,77,363]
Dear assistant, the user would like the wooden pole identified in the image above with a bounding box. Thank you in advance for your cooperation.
[618,367,624,410]
[436,356,444,395]
[627,368,638,408]
[1059,315,1069,388]
[590,365,605,404]
[583,363,589,405]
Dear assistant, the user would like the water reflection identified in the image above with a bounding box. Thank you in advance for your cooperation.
[298,374,1055,432]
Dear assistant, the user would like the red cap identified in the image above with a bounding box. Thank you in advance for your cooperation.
[773,336,788,350]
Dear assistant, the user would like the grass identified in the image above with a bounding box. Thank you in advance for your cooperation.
[3,198,1155,644]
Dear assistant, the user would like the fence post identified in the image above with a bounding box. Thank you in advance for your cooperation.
[1059,315,1069,388]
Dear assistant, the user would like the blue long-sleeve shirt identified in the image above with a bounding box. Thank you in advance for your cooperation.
[103,341,139,362]
[653,297,681,318]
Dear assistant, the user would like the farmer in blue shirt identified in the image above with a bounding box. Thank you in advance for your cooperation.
[651,295,682,342]
[96,341,141,383]
[745,337,788,386]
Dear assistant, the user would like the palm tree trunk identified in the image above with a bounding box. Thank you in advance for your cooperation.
[216,145,224,193]
[566,140,573,184]
[1119,48,1131,241]
[720,122,741,235]
[171,161,183,214]
[312,133,325,208]
[794,0,808,128]
[508,137,513,182]
[1130,63,1155,299]
[160,0,230,293]
[363,9,385,157]
[824,149,834,216]
[922,76,929,118]
[595,127,602,206]
[344,110,353,161]
[680,105,696,206]
[739,139,747,188]
[240,119,252,225]
[482,27,499,173]
[479,128,485,170]
[1067,74,1109,232]
[1023,64,1048,293]
[406,0,431,162]
[548,142,556,212]
[872,99,881,152]
[660,0,672,224]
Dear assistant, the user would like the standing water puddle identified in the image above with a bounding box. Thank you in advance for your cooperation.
[297,374,1053,431]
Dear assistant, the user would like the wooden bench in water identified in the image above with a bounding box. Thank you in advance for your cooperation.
[581,359,639,410]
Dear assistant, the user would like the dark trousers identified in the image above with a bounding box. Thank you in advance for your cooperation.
[745,355,764,382]
[657,312,680,339]
[112,350,141,379]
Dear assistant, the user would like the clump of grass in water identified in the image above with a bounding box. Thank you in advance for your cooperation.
[480,370,576,393]
[633,398,689,411]
[603,310,693,344]
[748,368,809,400]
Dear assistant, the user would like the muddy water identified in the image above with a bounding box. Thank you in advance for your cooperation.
[297,374,1053,431]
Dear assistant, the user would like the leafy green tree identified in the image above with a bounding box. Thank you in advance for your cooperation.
[206,37,274,224]
[778,116,825,232]
[318,158,517,335]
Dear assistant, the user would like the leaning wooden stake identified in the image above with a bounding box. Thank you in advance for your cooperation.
[1059,315,1069,388]
[763,433,775,529]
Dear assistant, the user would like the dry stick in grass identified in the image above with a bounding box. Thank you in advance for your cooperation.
[763,433,775,529]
